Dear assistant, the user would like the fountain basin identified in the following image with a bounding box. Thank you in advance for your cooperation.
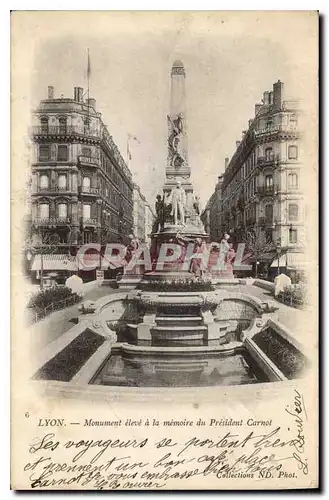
[91,342,260,387]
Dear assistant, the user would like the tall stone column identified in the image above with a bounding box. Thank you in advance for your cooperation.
[164,60,193,196]
[161,60,205,234]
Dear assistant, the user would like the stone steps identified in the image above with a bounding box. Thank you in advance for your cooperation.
[155,316,203,326]
[156,316,202,321]
[153,325,207,332]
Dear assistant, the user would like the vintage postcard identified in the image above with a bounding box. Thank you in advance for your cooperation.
[11,11,318,490]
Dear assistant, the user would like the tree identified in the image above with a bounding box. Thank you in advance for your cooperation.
[242,228,275,278]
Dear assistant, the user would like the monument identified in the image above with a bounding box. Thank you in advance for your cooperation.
[153,60,207,263]
[32,62,307,390]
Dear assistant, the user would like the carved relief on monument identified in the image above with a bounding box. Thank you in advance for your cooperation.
[167,113,187,168]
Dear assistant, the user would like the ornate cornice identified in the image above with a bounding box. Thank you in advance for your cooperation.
[171,67,185,77]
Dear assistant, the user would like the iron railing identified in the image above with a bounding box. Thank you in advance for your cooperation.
[79,186,99,195]
[33,217,71,225]
[82,218,98,225]
[256,186,276,197]
[32,126,101,138]
[257,154,280,166]
[28,294,81,324]
[36,186,75,193]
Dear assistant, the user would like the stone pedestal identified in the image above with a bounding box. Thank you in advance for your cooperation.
[137,313,156,346]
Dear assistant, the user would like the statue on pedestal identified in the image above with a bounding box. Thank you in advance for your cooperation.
[165,179,186,226]
[152,194,165,233]
[193,195,200,215]
[124,234,140,269]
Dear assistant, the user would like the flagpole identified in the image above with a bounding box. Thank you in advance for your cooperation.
[87,48,90,130]
[127,134,131,168]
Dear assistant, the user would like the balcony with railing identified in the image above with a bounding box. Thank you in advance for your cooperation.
[257,154,280,167]
[32,126,101,140]
[33,217,71,226]
[79,186,99,196]
[256,185,276,197]
[81,217,98,227]
[36,185,76,194]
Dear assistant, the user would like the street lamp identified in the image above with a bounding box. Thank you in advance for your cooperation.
[276,245,280,276]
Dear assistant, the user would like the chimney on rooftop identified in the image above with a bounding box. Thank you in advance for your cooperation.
[224,157,229,170]
[47,86,54,99]
[273,80,284,110]
[263,91,270,105]
[248,119,253,128]
[74,86,84,102]
[236,141,241,149]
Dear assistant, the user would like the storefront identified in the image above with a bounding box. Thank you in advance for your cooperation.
[270,252,306,283]
[31,254,78,285]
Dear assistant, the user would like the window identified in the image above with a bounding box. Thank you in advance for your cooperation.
[84,119,90,134]
[82,147,91,158]
[39,145,50,161]
[288,145,298,159]
[265,147,273,161]
[289,114,298,130]
[266,120,273,129]
[83,204,91,220]
[288,173,298,189]
[265,204,273,223]
[83,231,92,244]
[288,203,299,221]
[58,203,67,219]
[82,176,91,192]
[40,117,49,133]
[289,229,298,244]
[39,174,49,190]
[265,175,273,189]
[39,203,49,219]
[58,117,67,134]
[58,174,67,190]
[57,145,68,161]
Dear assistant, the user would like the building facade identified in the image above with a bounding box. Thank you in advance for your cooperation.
[29,85,134,279]
[133,183,155,244]
[204,80,305,276]
[144,202,155,245]
[201,174,224,241]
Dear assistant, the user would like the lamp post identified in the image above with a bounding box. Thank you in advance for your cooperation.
[271,220,281,277]
[276,245,280,276]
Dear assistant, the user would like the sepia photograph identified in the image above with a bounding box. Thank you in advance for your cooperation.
[10,10,319,491]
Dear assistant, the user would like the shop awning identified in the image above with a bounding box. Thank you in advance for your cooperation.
[241,252,276,264]
[270,252,307,270]
[31,254,78,272]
